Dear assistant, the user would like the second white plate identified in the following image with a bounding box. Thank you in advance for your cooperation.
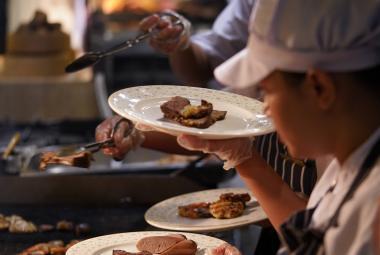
[144,188,267,232]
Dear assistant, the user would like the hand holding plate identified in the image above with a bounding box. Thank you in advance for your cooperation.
[177,134,254,170]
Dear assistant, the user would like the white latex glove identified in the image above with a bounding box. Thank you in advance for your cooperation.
[140,10,191,54]
[95,116,145,160]
[206,243,242,255]
[177,134,254,170]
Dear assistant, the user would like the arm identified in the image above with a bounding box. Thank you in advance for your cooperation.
[168,42,213,85]
[140,1,252,85]
[177,134,308,233]
[141,131,201,155]
[237,151,307,231]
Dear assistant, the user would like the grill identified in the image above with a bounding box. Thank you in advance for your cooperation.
[0,120,238,254]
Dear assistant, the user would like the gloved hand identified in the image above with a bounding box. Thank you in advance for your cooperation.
[140,10,191,54]
[206,243,242,255]
[177,134,254,170]
[95,115,145,160]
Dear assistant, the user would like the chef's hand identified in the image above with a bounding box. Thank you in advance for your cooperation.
[206,243,242,255]
[140,10,191,54]
[95,116,145,160]
[177,134,254,170]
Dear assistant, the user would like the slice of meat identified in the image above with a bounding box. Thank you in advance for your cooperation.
[160,96,227,129]
[160,96,191,120]
[160,239,197,255]
[178,202,212,219]
[136,236,184,254]
[177,115,216,129]
[209,201,245,219]
[211,110,227,121]
[180,100,213,119]
[219,193,251,203]
[39,151,93,171]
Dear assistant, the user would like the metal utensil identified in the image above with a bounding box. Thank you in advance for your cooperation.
[65,12,183,73]
[80,118,134,153]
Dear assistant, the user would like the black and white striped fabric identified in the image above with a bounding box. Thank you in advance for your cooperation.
[254,132,317,196]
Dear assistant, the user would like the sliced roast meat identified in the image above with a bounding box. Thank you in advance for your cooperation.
[160,96,191,120]
[211,110,227,121]
[39,151,93,170]
[136,235,184,254]
[180,100,213,119]
[160,96,227,129]
[160,239,197,255]
[136,234,197,255]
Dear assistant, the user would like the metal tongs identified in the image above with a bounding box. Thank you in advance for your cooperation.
[65,11,185,73]
[81,118,134,154]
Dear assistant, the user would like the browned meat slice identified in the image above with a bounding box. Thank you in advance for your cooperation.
[160,96,191,119]
[39,151,93,171]
[219,193,251,203]
[160,239,197,255]
[209,201,245,219]
[136,235,184,254]
[177,115,216,129]
[211,110,227,121]
[160,96,227,129]
[180,100,213,118]
[136,235,197,255]
[178,202,212,219]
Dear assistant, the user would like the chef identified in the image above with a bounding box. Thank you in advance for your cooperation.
[177,0,380,253]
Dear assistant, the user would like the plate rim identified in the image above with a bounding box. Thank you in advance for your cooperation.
[144,187,267,232]
[108,85,275,140]
[66,230,226,255]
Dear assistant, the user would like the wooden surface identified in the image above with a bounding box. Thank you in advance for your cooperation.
[0,56,100,122]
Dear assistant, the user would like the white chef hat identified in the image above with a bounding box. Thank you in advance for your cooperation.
[215,0,380,89]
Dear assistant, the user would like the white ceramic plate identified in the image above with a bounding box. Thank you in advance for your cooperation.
[144,188,267,232]
[108,85,274,139]
[66,231,226,255]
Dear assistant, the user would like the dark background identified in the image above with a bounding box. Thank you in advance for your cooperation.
[0,0,6,53]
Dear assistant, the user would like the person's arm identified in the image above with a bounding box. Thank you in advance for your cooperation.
[168,42,213,85]
[237,151,307,231]
[141,131,202,155]
[177,134,308,232]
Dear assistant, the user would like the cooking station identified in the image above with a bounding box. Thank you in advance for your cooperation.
[0,120,243,254]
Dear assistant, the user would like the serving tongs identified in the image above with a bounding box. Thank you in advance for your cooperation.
[65,11,184,73]
[80,118,134,154]
[32,118,134,171]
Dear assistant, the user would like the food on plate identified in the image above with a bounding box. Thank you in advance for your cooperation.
[160,96,227,129]
[39,151,93,170]
[209,200,245,219]
[206,243,241,255]
[178,192,251,219]
[178,202,212,219]
[18,240,80,255]
[113,234,197,255]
